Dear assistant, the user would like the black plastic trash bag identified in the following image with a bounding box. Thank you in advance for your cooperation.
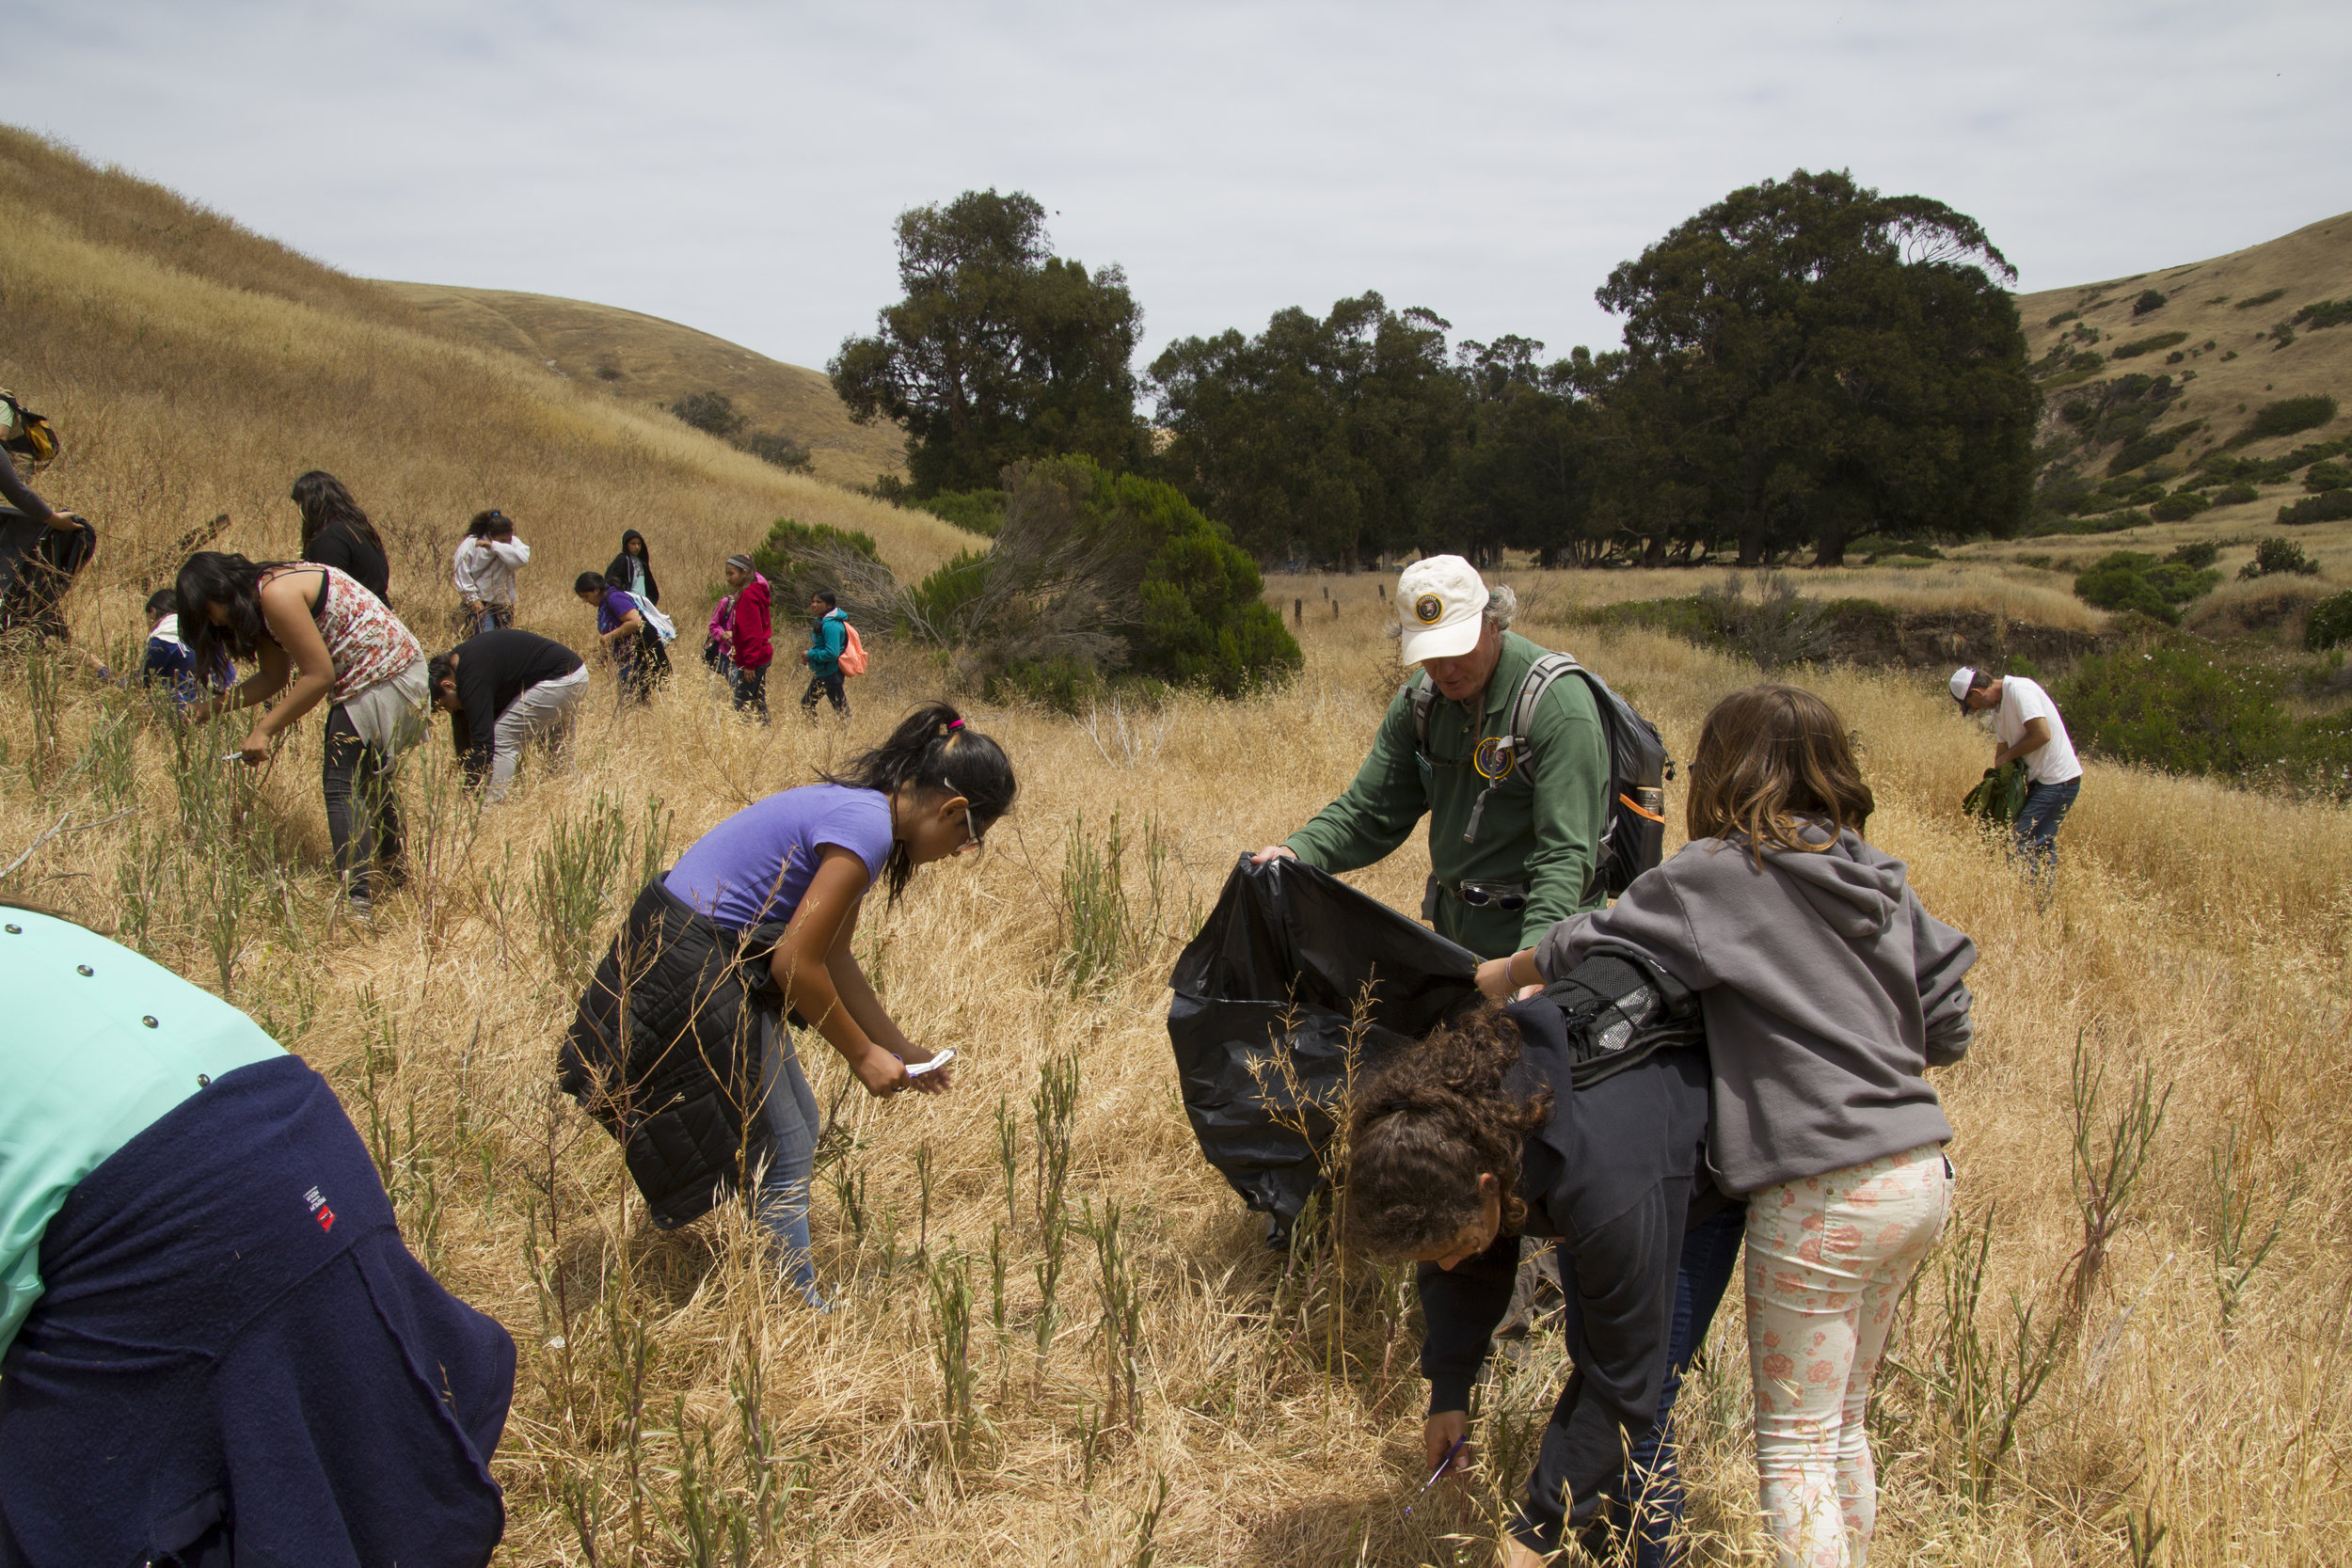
[1168,856,1483,1224]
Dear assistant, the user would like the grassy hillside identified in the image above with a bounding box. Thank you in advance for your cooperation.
[2019,209,2352,537]
[0,122,966,661]
[381,282,909,491]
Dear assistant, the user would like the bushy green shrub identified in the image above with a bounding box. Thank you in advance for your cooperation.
[2234,288,2287,311]
[2074,550,2220,622]
[2215,482,2262,505]
[2045,309,2081,327]
[2277,489,2352,526]
[2150,490,2212,521]
[669,389,747,438]
[739,430,814,472]
[2165,540,2219,570]
[2111,331,2189,360]
[2106,420,2201,475]
[2308,591,2352,650]
[2242,537,2322,581]
[2304,460,2352,492]
[2293,299,2352,330]
[2125,483,2167,506]
[2130,289,2169,317]
[2228,395,2339,448]
[916,489,1007,536]
[749,517,882,603]
[2058,644,2288,777]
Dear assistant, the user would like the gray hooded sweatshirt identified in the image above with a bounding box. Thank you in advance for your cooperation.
[1532,825,1975,1196]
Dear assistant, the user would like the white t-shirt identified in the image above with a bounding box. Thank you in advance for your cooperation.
[1995,675,2081,786]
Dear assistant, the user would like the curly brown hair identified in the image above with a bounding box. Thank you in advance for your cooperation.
[1343,1004,1551,1260]
[1684,683,1874,868]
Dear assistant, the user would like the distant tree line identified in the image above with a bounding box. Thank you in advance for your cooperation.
[831,170,2040,568]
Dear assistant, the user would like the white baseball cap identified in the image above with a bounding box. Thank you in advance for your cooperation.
[1948,667,1978,706]
[1396,555,1489,665]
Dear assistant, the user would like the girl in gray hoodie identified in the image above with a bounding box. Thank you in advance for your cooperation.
[1479,682,1976,1568]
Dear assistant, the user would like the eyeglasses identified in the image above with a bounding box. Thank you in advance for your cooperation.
[956,804,986,857]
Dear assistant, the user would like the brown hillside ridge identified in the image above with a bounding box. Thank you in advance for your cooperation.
[381,283,909,491]
[2017,208,2352,530]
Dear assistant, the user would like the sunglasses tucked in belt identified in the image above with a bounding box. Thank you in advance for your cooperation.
[1447,879,1529,912]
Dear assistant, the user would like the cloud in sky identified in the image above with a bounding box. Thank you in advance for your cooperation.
[12,1,2348,379]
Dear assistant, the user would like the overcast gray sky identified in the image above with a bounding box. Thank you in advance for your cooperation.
[12,1,2348,380]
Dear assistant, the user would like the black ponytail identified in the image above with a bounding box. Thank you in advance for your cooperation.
[824,701,1018,904]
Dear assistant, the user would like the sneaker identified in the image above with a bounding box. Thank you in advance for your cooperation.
[344,893,375,927]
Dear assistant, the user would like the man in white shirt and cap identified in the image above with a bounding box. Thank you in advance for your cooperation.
[1952,664,2083,882]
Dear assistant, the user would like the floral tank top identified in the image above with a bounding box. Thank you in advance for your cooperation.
[272,564,423,704]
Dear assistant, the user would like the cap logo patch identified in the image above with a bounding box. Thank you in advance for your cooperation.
[1414,593,1444,625]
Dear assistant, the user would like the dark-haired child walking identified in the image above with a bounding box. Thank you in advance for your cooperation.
[562,704,1018,1307]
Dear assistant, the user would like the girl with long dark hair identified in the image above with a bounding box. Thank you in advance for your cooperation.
[600,531,673,689]
[1474,683,1978,1568]
[180,550,427,918]
[561,703,1017,1307]
[290,470,391,606]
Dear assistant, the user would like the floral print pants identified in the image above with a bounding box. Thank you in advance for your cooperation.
[1744,1144,1952,1568]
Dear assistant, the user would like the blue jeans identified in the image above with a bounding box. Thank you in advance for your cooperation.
[753,1012,822,1305]
[1559,1199,1748,1568]
[2012,778,2080,887]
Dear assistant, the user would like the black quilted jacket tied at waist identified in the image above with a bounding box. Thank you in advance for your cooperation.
[559,878,785,1229]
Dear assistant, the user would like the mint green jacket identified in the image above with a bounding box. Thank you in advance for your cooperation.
[1285,631,1611,958]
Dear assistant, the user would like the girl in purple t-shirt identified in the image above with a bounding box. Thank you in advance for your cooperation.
[662,702,1018,1304]
[575,570,650,703]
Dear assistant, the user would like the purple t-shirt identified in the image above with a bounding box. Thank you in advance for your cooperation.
[663,784,894,931]
[596,588,638,637]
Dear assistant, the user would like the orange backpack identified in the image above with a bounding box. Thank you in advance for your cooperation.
[837,618,867,677]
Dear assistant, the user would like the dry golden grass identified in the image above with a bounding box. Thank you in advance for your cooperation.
[8,122,2352,1567]
[4,581,2349,1564]
[381,283,911,492]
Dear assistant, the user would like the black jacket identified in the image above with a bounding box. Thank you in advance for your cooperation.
[1418,987,1715,1555]
[305,520,390,606]
[605,537,660,606]
[444,627,583,783]
[559,879,785,1228]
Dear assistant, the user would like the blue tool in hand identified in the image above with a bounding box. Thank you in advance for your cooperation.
[1406,1435,1468,1515]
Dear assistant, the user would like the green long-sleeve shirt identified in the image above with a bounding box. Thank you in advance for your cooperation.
[1285,631,1611,958]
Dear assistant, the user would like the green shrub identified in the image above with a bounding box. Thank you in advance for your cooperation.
[2046,310,2081,327]
[739,430,814,472]
[2215,482,2262,505]
[749,516,883,603]
[904,547,991,626]
[2227,395,2339,448]
[2304,460,2352,492]
[668,389,747,438]
[2293,299,2352,330]
[2058,644,2288,777]
[2150,490,2212,521]
[2111,331,2189,360]
[2277,489,2352,526]
[2308,591,2352,651]
[2165,540,2219,570]
[916,488,1007,536]
[2242,537,2321,581]
[2074,554,2180,623]
[2106,420,2201,475]
[2074,551,2219,621]
[2130,289,2169,317]
[2194,453,2261,482]
[2234,289,2287,311]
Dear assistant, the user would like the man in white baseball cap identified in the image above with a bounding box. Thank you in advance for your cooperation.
[1951,663,2082,888]
[1251,553,1613,960]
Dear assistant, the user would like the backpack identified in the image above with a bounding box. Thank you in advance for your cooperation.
[1410,651,1673,899]
[628,592,677,643]
[0,390,58,472]
[1540,949,1705,1089]
[836,616,867,677]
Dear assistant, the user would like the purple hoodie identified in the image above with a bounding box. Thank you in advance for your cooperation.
[1533,824,1975,1196]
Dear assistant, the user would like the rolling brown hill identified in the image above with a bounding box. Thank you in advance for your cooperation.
[379,283,908,491]
[2016,208,2352,531]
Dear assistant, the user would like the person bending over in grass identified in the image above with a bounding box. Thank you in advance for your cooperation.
[427,627,588,801]
[1347,990,1724,1566]
[1950,664,2081,894]
[1477,683,1977,1568]
[180,551,428,921]
[136,587,235,709]
[561,702,1017,1307]
[0,900,514,1566]
[575,570,650,703]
